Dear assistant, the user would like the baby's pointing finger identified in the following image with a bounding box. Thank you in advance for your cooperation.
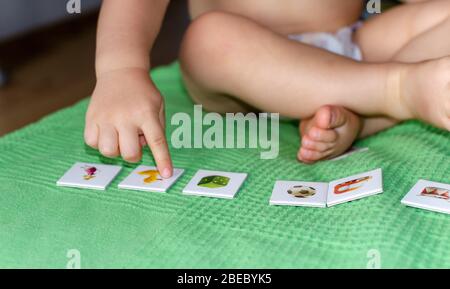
[141,119,173,178]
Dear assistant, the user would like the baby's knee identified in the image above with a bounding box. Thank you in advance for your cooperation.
[180,11,250,75]
[182,11,245,46]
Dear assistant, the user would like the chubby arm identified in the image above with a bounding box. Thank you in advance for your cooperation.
[85,0,174,177]
[96,0,169,75]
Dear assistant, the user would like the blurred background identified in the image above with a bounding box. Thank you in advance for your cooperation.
[0,0,189,136]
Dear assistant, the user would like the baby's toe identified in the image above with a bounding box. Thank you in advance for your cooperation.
[298,147,331,163]
[301,135,334,152]
[314,105,333,129]
[308,126,338,143]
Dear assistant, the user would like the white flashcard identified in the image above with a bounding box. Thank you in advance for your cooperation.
[330,147,369,161]
[326,168,383,207]
[118,166,184,193]
[401,180,450,215]
[182,170,247,199]
[270,181,328,208]
[57,162,122,190]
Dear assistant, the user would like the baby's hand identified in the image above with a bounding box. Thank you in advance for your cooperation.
[84,67,173,177]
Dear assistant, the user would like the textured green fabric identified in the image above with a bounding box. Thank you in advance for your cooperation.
[0,63,449,269]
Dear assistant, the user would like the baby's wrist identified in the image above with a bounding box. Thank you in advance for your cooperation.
[96,66,150,79]
[95,52,150,78]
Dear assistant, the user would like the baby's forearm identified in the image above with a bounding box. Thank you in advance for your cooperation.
[95,0,170,77]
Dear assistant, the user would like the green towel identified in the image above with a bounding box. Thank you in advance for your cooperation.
[0,63,449,268]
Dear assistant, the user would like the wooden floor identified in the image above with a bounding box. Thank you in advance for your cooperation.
[0,1,188,136]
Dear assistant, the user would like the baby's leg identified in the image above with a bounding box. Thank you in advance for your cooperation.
[357,0,450,63]
[180,12,400,118]
[180,12,450,134]
[353,0,450,135]
[301,1,450,161]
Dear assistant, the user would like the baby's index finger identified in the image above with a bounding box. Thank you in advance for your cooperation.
[141,121,173,179]
[160,166,173,179]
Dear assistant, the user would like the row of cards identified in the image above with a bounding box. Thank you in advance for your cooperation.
[56,162,450,214]
[270,169,383,207]
[57,162,247,199]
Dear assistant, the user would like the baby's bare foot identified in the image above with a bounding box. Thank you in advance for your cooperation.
[298,105,361,163]
[392,57,450,131]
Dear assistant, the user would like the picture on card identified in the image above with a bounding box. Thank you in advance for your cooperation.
[118,165,184,193]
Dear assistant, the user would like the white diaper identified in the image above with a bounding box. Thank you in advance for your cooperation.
[289,22,363,61]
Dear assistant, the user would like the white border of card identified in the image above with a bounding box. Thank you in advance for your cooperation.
[401,180,450,215]
[182,169,247,199]
[56,162,122,190]
[269,169,383,208]
[118,165,184,193]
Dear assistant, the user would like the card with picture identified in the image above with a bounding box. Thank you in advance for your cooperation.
[57,162,122,190]
[182,169,247,199]
[270,181,328,208]
[401,180,450,215]
[118,165,185,193]
[327,168,383,207]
